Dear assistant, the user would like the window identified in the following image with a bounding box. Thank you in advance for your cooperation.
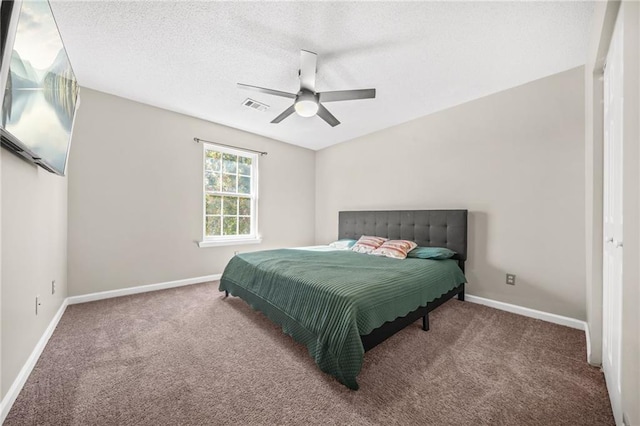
[199,144,259,247]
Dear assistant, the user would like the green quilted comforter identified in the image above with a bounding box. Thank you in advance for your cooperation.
[219,248,466,389]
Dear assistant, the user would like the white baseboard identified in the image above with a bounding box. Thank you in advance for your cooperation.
[0,298,68,424]
[465,294,587,330]
[585,322,592,363]
[66,274,221,305]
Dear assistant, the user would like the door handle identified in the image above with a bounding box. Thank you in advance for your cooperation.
[606,237,614,243]
[614,240,624,248]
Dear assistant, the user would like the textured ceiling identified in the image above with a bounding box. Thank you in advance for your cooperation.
[49,1,594,150]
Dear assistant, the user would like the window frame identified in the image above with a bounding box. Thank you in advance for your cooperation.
[198,142,260,247]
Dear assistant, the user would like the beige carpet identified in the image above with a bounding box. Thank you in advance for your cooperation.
[5,282,613,425]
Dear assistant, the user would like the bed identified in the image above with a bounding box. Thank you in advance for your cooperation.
[219,210,468,389]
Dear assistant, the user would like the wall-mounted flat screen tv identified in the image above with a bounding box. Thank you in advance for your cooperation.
[0,0,80,176]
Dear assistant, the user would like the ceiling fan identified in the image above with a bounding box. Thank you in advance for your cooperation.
[238,50,376,127]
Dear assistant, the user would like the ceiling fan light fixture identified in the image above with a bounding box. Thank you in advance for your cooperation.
[294,100,319,117]
[294,91,319,117]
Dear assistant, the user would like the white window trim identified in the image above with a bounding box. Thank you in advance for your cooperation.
[197,237,262,248]
[199,143,260,248]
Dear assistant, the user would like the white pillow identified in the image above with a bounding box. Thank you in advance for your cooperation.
[329,239,356,250]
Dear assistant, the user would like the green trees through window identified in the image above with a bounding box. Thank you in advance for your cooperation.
[204,146,257,239]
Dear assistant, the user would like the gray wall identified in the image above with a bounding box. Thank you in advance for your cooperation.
[1,152,68,398]
[316,67,586,320]
[67,88,316,296]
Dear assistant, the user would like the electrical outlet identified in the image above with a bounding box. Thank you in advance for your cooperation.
[506,274,516,285]
[35,295,41,315]
[52,280,56,295]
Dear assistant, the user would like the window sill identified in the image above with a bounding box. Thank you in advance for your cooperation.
[197,238,262,248]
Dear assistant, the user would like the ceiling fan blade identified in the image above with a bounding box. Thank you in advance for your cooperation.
[270,104,296,124]
[299,50,317,92]
[319,88,376,103]
[237,83,296,99]
[316,104,340,127]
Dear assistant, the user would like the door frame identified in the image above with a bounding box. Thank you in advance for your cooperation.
[602,8,624,422]
[586,1,640,425]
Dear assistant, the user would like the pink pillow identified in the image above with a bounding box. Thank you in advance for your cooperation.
[370,240,418,259]
[351,236,388,254]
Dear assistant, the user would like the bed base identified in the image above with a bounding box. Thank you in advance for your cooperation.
[360,283,465,352]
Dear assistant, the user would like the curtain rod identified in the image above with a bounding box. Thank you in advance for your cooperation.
[193,138,268,156]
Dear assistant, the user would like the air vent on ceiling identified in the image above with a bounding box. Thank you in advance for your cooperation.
[242,98,269,112]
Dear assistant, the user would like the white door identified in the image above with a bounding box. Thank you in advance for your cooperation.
[603,7,624,425]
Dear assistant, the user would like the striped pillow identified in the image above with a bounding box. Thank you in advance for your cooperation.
[370,240,418,259]
[351,236,388,254]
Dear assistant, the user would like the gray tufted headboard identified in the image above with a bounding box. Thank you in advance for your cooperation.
[338,210,468,262]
